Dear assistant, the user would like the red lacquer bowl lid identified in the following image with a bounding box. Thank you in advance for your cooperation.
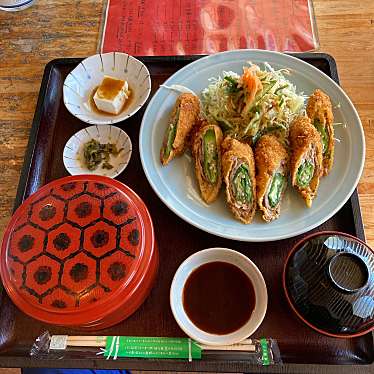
[1,175,155,327]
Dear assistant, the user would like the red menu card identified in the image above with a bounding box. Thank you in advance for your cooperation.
[101,0,318,55]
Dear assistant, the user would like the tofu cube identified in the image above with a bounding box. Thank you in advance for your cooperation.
[93,76,130,115]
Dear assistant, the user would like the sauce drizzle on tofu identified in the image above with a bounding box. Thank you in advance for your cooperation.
[90,84,132,116]
[96,76,127,100]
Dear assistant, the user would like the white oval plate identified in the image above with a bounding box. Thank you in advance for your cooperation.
[63,125,132,178]
[63,52,151,125]
[139,49,365,242]
[170,248,267,345]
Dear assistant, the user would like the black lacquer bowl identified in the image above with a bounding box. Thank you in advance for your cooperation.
[283,231,374,338]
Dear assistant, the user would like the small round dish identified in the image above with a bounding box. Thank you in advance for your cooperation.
[63,52,151,125]
[170,248,267,345]
[283,231,374,338]
[63,125,132,178]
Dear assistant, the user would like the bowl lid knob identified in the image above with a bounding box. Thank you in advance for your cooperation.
[328,252,369,293]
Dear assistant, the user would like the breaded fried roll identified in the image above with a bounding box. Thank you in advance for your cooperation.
[290,116,323,208]
[222,137,256,224]
[193,122,223,203]
[306,89,334,176]
[255,135,289,222]
[160,93,200,165]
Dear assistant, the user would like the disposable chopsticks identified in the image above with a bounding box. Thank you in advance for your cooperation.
[64,336,256,351]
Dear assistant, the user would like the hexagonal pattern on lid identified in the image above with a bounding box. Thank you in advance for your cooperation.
[1,175,156,328]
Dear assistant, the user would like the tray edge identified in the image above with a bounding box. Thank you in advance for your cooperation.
[3,53,373,372]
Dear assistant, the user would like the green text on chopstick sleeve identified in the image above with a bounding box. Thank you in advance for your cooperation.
[104,336,202,360]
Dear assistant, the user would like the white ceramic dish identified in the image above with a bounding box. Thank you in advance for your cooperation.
[170,247,267,346]
[139,49,365,242]
[63,125,132,178]
[63,52,151,125]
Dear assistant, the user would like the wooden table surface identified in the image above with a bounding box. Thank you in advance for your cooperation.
[0,0,374,244]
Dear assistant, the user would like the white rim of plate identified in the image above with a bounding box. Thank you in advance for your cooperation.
[170,247,268,345]
[63,125,132,178]
[139,49,365,242]
[63,52,151,125]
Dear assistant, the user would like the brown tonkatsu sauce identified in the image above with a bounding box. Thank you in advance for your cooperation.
[183,261,255,335]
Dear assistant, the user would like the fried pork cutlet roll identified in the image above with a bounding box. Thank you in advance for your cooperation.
[222,137,256,224]
[255,135,289,222]
[306,89,334,176]
[160,93,200,165]
[193,122,223,203]
[290,116,323,208]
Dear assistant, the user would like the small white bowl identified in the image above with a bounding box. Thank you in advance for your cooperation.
[170,248,267,346]
[63,125,132,178]
[63,52,151,125]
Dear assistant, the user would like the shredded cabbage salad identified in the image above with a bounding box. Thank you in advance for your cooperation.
[201,63,306,144]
